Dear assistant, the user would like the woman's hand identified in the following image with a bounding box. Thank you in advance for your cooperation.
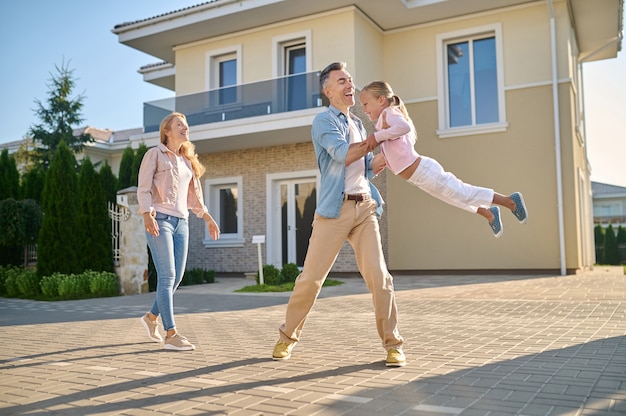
[205,215,221,240]
[144,211,159,237]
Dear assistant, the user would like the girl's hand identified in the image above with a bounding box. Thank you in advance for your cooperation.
[372,153,386,175]
[365,134,378,151]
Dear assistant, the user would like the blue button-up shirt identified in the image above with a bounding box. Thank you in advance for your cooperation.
[311,105,384,219]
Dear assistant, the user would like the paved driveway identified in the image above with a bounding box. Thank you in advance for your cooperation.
[0,268,624,415]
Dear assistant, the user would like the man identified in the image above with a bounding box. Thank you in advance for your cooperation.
[272,62,405,367]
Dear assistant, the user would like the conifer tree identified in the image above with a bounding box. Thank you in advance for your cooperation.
[0,149,20,200]
[603,224,619,265]
[0,199,42,266]
[617,226,626,264]
[99,160,118,204]
[131,143,149,186]
[594,225,605,263]
[117,146,135,191]
[77,157,113,272]
[37,141,80,277]
[21,165,46,203]
[29,61,92,169]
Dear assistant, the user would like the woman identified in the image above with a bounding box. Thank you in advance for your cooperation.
[137,112,220,350]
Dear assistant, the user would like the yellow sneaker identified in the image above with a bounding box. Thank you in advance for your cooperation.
[385,348,406,367]
[272,340,296,360]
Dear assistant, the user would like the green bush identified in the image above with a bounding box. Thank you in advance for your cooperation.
[57,273,91,298]
[0,266,9,295]
[205,269,216,283]
[87,271,119,297]
[16,269,41,297]
[40,273,64,297]
[183,268,205,285]
[3,267,21,297]
[281,263,300,283]
[181,268,216,286]
[257,264,281,285]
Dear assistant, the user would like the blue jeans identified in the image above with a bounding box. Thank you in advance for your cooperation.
[145,212,189,331]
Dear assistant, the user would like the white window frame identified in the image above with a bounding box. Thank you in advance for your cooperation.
[272,31,312,77]
[203,176,244,248]
[205,45,243,92]
[436,24,507,138]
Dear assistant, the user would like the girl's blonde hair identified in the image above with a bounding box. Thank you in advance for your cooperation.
[362,81,412,123]
[159,112,206,178]
[362,81,416,144]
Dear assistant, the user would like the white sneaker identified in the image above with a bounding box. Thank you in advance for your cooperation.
[163,333,196,351]
[140,313,163,343]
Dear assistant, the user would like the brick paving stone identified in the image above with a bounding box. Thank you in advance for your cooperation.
[1,269,625,415]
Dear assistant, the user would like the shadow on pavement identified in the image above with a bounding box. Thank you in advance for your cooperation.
[3,335,624,415]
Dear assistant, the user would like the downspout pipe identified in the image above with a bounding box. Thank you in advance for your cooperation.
[547,0,567,276]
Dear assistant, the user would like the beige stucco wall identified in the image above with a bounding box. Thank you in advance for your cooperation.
[174,8,362,95]
[171,1,592,273]
[377,2,591,272]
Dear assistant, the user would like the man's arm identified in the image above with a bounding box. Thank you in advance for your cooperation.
[345,141,369,166]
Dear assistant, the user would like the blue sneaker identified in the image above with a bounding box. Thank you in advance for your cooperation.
[489,206,503,238]
[510,192,528,224]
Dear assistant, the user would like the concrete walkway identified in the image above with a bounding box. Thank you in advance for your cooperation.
[0,267,625,415]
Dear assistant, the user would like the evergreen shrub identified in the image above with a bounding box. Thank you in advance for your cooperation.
[16,269,41,297]
[40,273,64,297]
[257,264,281,285]
[86,270,119,296]
[281,263,300,283]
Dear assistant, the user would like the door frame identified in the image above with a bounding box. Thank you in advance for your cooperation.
[266,170,319,268]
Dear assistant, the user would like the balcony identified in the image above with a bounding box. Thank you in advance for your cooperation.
[144,71,322,133]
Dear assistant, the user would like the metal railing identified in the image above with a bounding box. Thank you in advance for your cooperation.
[144,71,322,132]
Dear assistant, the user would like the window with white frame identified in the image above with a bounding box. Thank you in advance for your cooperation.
[436,24,507,138]
[206,47,242,105]
[204,177,244,247]
[273,32,312,111]
[273,32,311,77]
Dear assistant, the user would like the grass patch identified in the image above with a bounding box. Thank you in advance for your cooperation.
[236,278,344,293]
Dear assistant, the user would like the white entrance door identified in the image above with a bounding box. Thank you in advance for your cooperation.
[267,171,318,268]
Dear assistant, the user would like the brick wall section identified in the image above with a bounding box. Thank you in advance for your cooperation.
[186,141,390,275]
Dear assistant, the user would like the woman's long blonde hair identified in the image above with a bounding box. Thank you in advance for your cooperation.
[159,112,206,178]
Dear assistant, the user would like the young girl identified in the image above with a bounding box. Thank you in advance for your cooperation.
[359,81,527,238]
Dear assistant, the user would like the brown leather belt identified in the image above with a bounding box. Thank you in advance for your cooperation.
[345,193,370,201]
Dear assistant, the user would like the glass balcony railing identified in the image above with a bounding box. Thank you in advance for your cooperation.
[144,71,323,133]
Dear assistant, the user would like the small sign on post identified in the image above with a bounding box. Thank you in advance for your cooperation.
[252,235,265,285]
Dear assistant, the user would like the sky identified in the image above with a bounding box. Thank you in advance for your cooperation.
[1,1,624,188]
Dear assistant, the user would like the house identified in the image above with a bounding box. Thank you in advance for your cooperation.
[0,126,143,175]
[592,181,626,228]
[111,0,622,276]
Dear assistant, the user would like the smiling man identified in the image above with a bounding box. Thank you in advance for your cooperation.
[272,62,406,367]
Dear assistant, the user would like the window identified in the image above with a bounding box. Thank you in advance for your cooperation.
[436,24,507,138]
[273,32,311,77]
[216,54,237,104]
[204,177,244,247]
[273,32,312,112]
[285,43,306,75]
[206,46,242,106]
